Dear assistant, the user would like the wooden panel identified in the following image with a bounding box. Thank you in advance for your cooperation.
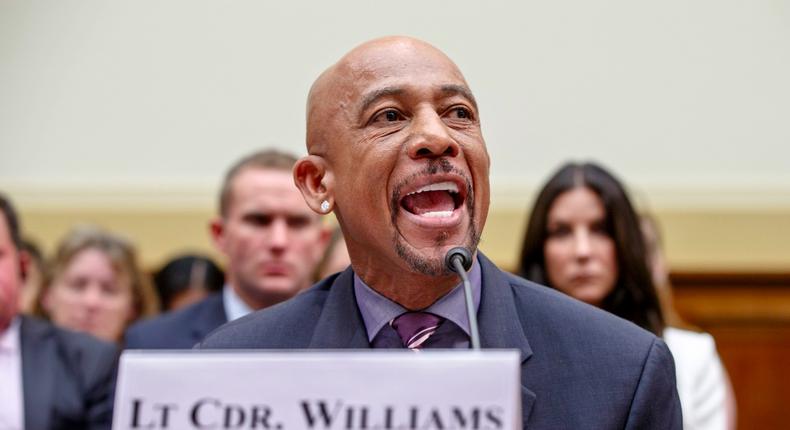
[671,272,790,429]
[709,326,790,429]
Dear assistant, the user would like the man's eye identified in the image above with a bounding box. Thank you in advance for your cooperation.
[372,109,404,123]
[287,217,311,229]
[449,107,472,119]
[244,214,273,226]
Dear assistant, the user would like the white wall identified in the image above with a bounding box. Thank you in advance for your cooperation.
[2,0,789,210]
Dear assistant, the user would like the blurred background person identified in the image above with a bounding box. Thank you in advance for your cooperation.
[17,238,46,314]
[1,193,117,430]
[641,213,695,330]
[125,149,331,349]
[518,161,733,430]
[313,226,351,282]
[35,225,159,344]
[641,213,737,429]
[153,254,224,312]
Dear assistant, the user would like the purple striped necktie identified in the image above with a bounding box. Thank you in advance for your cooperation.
[390,312,444,351]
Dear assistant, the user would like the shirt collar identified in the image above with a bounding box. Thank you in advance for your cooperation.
[0,317,21,354]
[222,284,254,322]
[353,257,482,342]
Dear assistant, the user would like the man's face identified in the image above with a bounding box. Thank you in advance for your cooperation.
[0,213,21,330]
[316,39,490,278]
[212,167,328,309]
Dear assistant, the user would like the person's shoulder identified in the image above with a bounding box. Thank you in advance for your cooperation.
[198,276,336,349]
[499,268,659,353]
[131,292,223,329]
[125,293,224,347]
[22,315,118,368]
[21,316,118,428]
[663,328,727,427]
[663,326,716,349]
[56,326,118,379]
[493,268,682,426]
[663,326,719,367]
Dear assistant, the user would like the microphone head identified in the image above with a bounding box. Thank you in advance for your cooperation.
[445,247,473,273]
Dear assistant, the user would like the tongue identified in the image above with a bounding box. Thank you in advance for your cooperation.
[402,190,455,215]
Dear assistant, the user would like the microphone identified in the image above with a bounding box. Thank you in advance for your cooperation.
[445,247,481,350]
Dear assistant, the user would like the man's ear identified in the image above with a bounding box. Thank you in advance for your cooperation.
[294,155,335,214]
[18,249,30,282]
[209,217,226,253]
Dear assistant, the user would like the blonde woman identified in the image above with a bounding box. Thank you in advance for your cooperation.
[36,225,159,344]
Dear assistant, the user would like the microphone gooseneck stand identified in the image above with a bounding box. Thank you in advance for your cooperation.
[444,247,481,350]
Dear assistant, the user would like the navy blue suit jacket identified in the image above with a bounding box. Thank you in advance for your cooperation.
[125,292,227,349]
[198,254,682,429]
[20,316,118,430]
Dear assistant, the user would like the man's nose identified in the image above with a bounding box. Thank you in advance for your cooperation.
[267,219,289,250]
[407,109,459,159]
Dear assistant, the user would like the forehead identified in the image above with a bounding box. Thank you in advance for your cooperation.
[227,168,313,215]
[64,247,117,273]
[549,187,606,220]
[332,40,471,107]
[69,247,113,266]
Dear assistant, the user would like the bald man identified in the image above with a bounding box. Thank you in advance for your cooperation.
[199,37,682,428]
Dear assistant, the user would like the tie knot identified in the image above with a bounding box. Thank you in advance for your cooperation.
[390,312,444,350]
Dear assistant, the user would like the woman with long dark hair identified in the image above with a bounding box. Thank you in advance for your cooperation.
[519,162,664,334]
[519,161,733,430]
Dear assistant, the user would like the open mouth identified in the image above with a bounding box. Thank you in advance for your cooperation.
[399,180,465,218]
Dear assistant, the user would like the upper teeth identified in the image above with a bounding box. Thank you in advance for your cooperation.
[406,181,459,196]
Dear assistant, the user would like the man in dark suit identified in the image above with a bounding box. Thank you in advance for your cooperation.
[125,150,330,349]
[198,37,682,428]
[0,193,118,430]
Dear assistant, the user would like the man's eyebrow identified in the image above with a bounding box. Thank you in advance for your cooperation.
[358,86,404,116]
[440,84,478,110]
[356,84,478,118]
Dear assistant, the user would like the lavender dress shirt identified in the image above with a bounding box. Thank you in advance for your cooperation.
[353,258,482,349]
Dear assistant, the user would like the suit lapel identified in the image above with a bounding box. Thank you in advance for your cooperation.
[305,257,536,423]
[190,293,228,345]
[476,254,536,425]
[308,268,370,349]
[20,316,55,430]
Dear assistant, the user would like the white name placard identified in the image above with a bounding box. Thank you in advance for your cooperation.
[112,350,521,430]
